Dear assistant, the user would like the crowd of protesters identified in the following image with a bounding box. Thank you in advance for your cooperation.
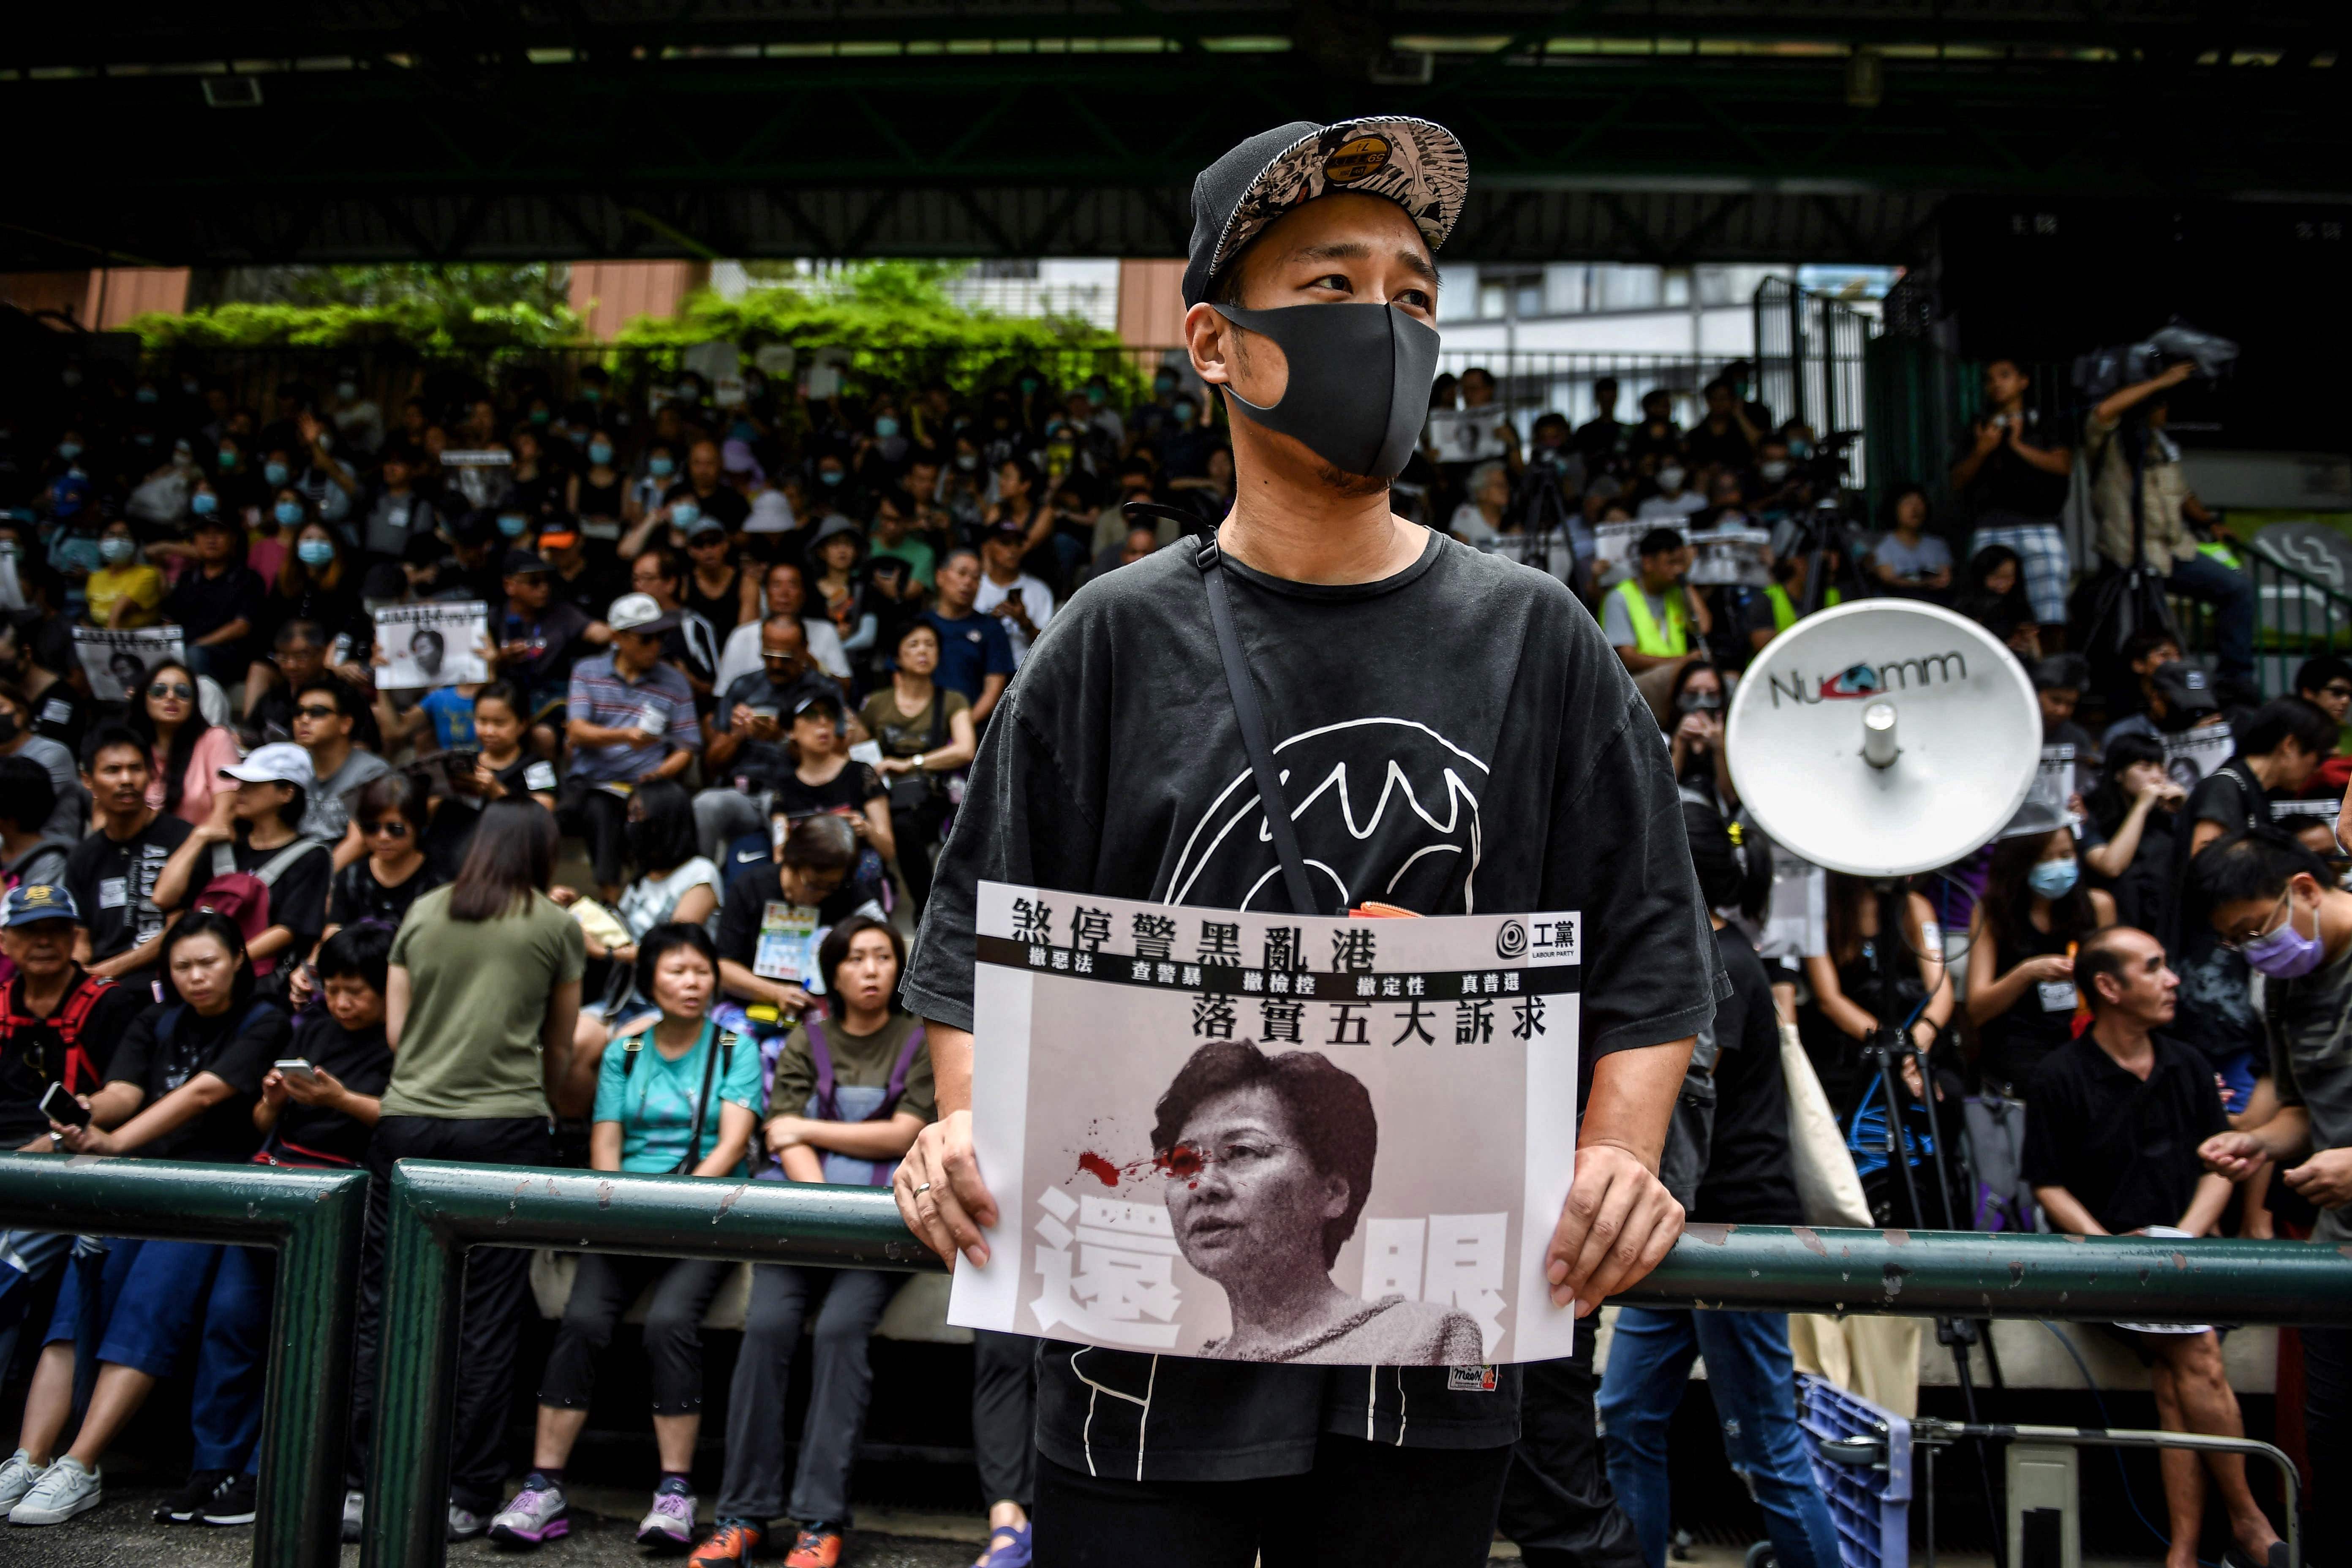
[0,341,2332,1567]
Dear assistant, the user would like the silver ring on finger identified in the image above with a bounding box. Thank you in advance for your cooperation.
[914,1182,933,1195]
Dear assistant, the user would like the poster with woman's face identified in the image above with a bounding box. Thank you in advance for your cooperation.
[372,601,490,689]
[73,626,185,704]
[948,882,1583,1367]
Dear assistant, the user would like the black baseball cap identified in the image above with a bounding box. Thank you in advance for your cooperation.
[1182,118,1469,308]
[2152,661,2219,716]
[503,548,550,577]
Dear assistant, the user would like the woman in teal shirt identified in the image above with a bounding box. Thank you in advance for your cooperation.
[488,923,763,1554]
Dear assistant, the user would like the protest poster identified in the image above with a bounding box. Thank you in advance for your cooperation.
[373,601,489,689]
[2161,722,2233,791]
[2271,798,2338,825]
[1685,525,1773,588]
[1424,408,1512,465]
[73,626,185,703]
[754,900,825,996]
[1590,520,1646,587]
[2028,743,2076,816]
[947,882,1582,1366]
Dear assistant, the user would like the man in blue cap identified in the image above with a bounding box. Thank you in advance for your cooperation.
[885,119,1716,1568]
[0,885,145,1394]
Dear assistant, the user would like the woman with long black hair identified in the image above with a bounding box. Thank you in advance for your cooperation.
[1799,873,1955,1119]
[1964,828,2116,1094]
[130,657,240,825]
[340,799,587,1543]
[2082,732,2187,933]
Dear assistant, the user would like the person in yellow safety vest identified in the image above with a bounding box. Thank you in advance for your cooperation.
[1603,526,1712,674]
[1751,547,1845,656]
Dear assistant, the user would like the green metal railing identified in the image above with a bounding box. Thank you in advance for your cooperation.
[363,1160,2352,1568]
[0,1153,368,1568]
[2171,543,2352,697]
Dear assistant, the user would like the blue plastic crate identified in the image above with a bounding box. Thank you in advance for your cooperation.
[1797,1372,1912,1568]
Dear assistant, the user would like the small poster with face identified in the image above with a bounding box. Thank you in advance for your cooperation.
[1424,408,1512,465]
[2162,722,2234,792]
[373,602,489,689]
[73,626,185,704]
[1685,524,1773,588]
[1590,520,1647,588]
[947,882,1582,1367]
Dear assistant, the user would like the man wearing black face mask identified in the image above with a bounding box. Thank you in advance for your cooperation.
[892,119,1718,1568]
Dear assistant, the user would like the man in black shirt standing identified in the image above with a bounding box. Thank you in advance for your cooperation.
[1588,806,1839,1568]
[63,726,193,981]
[891,119,1718,1568]
[2024,925,2284,1568]
[1949,358,2074,649]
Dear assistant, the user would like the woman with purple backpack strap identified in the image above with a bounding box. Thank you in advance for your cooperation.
[692,915,934,1568]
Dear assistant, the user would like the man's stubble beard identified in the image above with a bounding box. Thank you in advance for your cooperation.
[1315,463,1392,501]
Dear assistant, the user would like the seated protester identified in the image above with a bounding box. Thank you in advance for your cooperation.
[164,509,266,683]
[291,678,391,858]
[131,659,242,827]
[2291,653,2352,800]
[711,562,854,693]
[1599,804,1842,1568]
[2023,924,2285,1568]
[0,913,288,1527]
[973,518,1057,671]
[84,520,167,629]
[1662,659,1735,814]
[806,516,881,671]
[261,517,365,671]
[1964,827,2115,1094]
[1746,542,1846,653]
[64,726,194,981]
[2100,629,2205,751]
[357,443,442,569]
[164,923,396,1526]
[1603,528,1710,676]
[0,885,146,1379]
[627,545,721,710]
[490,549,612,732]
[1799,871,1954,1122]
[2034,653,2102,773]
[1865,483,1952,600]
[2171,697,2336,1118]
[151,743,333,975]
[773,692,894,864]
[698,916,931,1568]
[0,621,88,760]
[713,815,861,1018]
[697,616,841,858]
[422,682,560,879]
[2083,734,2187,934]
[1953,544,2041,663]
[0,760,74,895]
[0,682,85,845]
[537,520,623,626]
[558,594,701,903]
[918,550,1016,728]
[325,770,444,939]
[558,779,723,1058]
[861,621,977,921]
[243,620,335,745]
[490,926,761,1554]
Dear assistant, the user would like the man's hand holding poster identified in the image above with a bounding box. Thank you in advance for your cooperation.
[946,882,1582,1366]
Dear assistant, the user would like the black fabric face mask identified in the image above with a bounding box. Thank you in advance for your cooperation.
[1208,302,1440,480]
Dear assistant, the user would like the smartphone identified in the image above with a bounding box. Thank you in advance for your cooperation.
[1006,587,1025,607]
[444,747,479,776]
[274,1059,318,1081]
[39,1082,89,1130]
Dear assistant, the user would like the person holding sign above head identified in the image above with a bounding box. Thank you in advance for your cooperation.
[889,119,1720,1568]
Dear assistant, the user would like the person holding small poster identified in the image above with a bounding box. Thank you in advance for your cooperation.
[887,120,1720,1568]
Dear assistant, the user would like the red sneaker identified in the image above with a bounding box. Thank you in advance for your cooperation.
[783,1525,845,1567]
[688,1519,764,1567]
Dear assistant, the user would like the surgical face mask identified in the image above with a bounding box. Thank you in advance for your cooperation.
[182,377,201,397]
[819,469,844,487]
[191,492,218,517]
[2243,890,2326,978]
[530,408,551,425]
[135,387,158,405]
[874,416,901,439]
[1787,438,1813,459]
[1019,377,1040,395]
[670,501,700,530]
[337,381,358,400]
[296,537,336,567]
[1087,386,1108,406]
[1759,459,1790,482]
[583,385,604,403]
[1206,302,1441,481]
[648,456,675,478]
[1154,373,1178,395]
[588,441,613,465]
[133,433,154,447]
[497,513,530,539]
[1173,402,1197,424]
[956,452,978,471]
[274,500,306,529]
[2025,859,2080,901]
[1658,465,1687,491]
[219,446,239,469]
[264,461,291,487]
[55,441,80,461]
[98,536,134,564]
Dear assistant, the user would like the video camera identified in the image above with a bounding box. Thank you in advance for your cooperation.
[2071,318,2240,402]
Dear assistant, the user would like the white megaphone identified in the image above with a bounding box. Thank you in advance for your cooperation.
[1725,600,2042,878]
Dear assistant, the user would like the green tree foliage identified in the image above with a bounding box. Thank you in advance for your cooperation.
[128,264,583,350]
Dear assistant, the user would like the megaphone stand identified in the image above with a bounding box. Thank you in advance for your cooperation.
[1861,996,2008,1568]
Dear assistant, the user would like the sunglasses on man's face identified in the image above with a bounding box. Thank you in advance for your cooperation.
[147,682,194,701]
[295,704,339,721]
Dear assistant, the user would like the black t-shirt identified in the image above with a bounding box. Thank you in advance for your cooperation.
[64,813,195,964]
[1684,418,1754,474]
[165,563,268,660]
[662,482,750,533]
[220,833,334,954]
[24,679,88,757]
[773,761,882,821]
[269,1008,392,1165]
[2021,1031,2227,1233]
[1692,926,1801,1226]
[0,970,148,1147]
[2170,761,2269,1064]
[713,670,839,790]
[107,996,291,1162]
[550,560,624,624]
[499,601,596,706]
[903,529,1726,1482]
[328,856,446,931]
[715,860,878,972]
[1954,407,2072,523]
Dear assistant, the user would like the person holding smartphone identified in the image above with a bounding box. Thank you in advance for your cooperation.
[972,519,1055,669]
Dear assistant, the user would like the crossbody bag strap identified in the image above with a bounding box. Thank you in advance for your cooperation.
[806,1019,840,1120]
[674,1024,725,1175]
[1183,527,1328,919]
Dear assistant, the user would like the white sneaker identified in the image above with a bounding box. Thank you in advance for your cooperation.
[8,1456,99,1525]
[0,1452,46,1513]
[340,1489,364,1544]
